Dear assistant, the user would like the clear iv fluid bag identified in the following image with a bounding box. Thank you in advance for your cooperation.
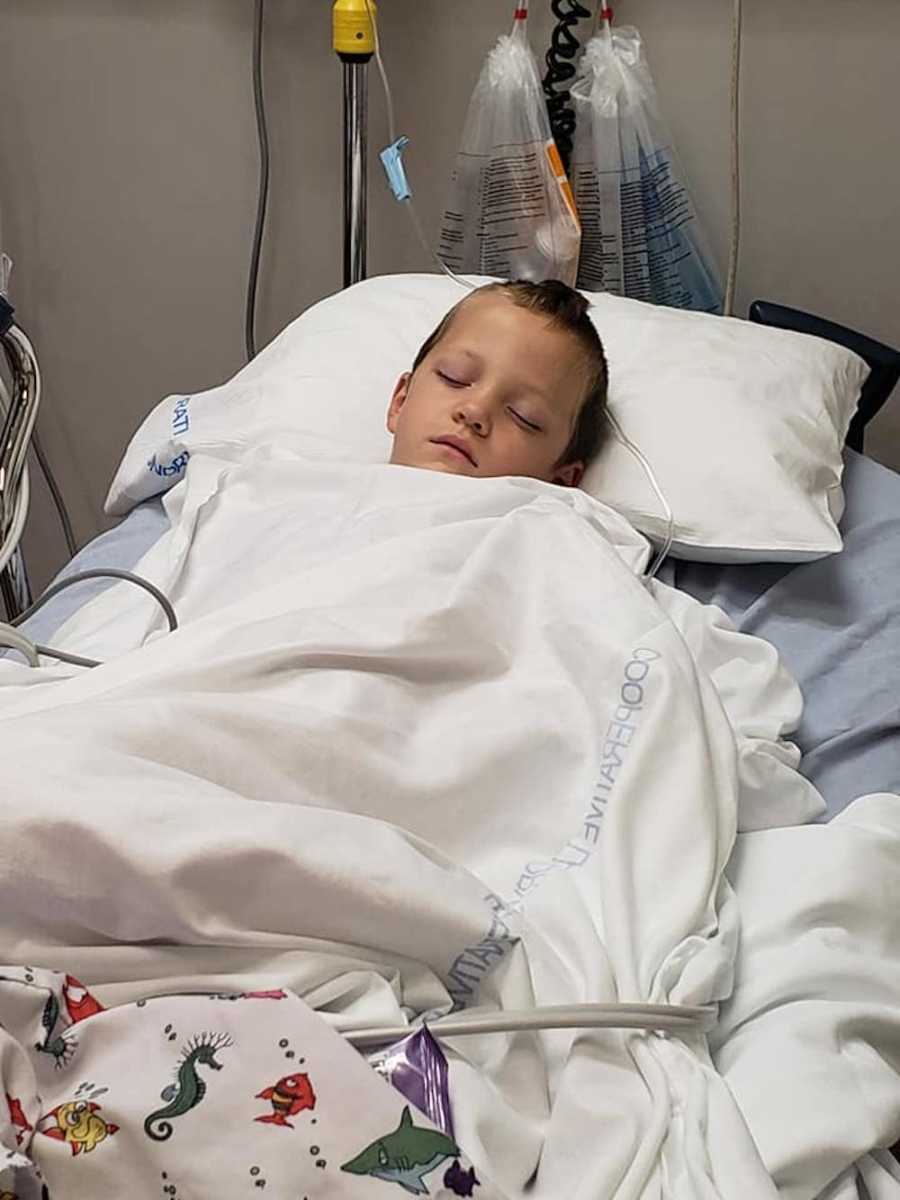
[570,28,722,313]
[438,18,581,285]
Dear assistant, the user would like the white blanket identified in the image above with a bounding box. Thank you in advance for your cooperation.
[0,452,897,1199]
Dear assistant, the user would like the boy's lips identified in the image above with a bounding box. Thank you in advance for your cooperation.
[430,436,478,467]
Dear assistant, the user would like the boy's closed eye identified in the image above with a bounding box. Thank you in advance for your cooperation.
[509,408,543,433]
[436,369,467,388]
[435,362,547,433]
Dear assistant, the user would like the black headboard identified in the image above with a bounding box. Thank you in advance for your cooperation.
[748,300,900,454]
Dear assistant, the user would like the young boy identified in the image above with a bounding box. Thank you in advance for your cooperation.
[387,280,609,488]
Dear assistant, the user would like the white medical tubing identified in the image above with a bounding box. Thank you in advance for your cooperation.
[604,409,675,579]
[364,0,474,292]
[343,1002,716,1048]
[364,0,396,147]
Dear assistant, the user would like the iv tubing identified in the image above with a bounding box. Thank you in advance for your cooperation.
[365,0,396,148]
[605,409,674,580]
[363,0,474,292]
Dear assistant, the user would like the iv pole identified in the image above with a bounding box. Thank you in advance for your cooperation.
[332,0,375,288]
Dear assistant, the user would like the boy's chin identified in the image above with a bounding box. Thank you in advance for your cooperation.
[391,446,479,476]
[427,459,478,476]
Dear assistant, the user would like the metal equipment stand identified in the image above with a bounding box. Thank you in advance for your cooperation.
[343,60,369,287]
[0,294,39,617]
[333,1,374,288]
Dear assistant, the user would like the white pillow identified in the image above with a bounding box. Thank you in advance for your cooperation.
[107,273,868,562]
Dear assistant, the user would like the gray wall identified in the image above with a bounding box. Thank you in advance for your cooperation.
[1,0,898,589]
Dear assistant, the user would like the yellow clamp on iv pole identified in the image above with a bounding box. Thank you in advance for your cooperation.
[333,0,375,287]
[333,0,376,57]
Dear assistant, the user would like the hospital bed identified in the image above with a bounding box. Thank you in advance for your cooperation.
[15,300,900,822]
[1,287,898,1200]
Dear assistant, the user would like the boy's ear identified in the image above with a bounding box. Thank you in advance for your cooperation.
[552,460,584,488]
[387,372,411,433]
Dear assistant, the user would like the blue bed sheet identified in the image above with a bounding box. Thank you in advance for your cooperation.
[659,450,900,819]
[19,498,169,646]
[20,451,900,821]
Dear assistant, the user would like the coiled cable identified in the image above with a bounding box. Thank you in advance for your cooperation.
[245,0,270,361]
[542,0,593,173]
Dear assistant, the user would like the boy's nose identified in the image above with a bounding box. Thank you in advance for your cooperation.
[454,399,491,435]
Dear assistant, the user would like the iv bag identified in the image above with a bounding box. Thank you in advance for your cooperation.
[570,26,722,312]
[438,15,581,285]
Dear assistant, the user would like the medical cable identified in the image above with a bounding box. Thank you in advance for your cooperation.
[10,568,178,634]
[2,359,78,558]
[723,0,743,317]
[0,322,40,544]
[0,569,178,670]
[0,459,28,576]
[0,360,30,579]
[363,0,474,294]
[245,0,270,362]
[342,1001,716,1049]
[0,624,39,667]
[604,409,674,580]
[32,644,103,669]
[30,429,78,558]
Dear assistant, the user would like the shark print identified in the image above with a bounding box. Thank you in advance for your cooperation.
[341,1106,461,1195]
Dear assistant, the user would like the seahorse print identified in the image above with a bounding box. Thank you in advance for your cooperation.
[144,1032,233,1142]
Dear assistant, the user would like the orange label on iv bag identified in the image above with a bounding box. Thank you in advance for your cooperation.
[545,141,581,229]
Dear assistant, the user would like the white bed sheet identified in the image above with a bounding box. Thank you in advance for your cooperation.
[0,449,897,1198]
[20,450,898,825]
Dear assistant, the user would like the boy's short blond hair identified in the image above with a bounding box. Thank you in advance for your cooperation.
[411,279,609,469]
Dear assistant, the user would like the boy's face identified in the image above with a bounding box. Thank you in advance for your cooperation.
[386,293,587,486]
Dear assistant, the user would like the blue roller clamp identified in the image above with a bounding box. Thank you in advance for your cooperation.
[380,136,412,202]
